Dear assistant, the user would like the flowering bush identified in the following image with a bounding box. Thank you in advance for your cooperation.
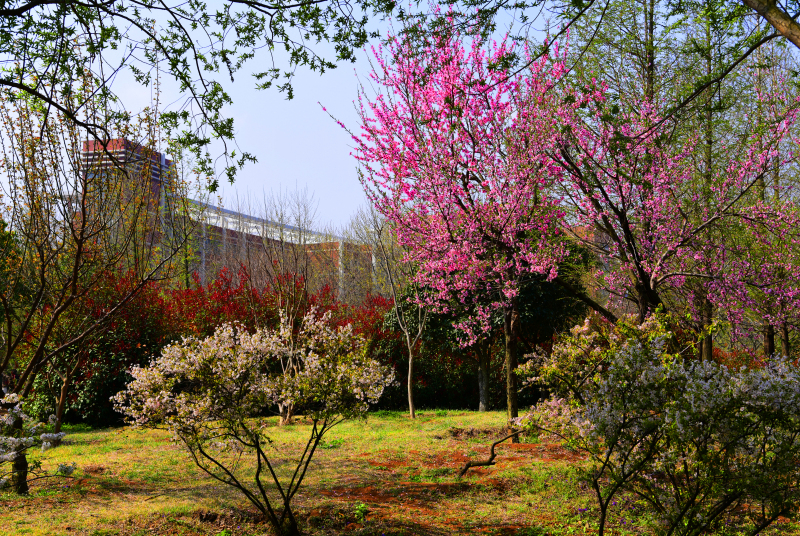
[519,316,800,536]
[113,309,394,536]
[0,393,71,493]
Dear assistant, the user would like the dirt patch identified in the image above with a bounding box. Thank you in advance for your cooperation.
[82,464,106,474]
[319,481,470,505]
[504,442,586,463]
[444,426,511,439]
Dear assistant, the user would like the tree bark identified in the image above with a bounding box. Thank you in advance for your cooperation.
[278,403,294,426]
[764,324,775,357]
[53,355,83,439]
[477,340,490,412]
[407,344,416,419]
[741,0,800,50]
[781,322,790,357]
[10,416,28,494]
[503,298,520,443]
[702,298,713,361]
[53,374,71,439]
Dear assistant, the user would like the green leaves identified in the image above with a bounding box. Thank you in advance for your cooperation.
[0,0,395,189]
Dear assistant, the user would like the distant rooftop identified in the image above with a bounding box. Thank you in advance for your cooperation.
[186,199,340,245]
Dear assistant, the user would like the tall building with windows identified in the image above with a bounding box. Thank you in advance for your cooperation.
[81,138,173,200]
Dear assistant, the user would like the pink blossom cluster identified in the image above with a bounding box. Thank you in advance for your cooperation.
[347,23,569,343]
[348,19,800,338]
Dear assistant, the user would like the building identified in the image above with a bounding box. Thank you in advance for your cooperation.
[81,138,374,301]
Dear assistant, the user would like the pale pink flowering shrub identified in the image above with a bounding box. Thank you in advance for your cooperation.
[113,309,394,536]
[0,393,70,493]
[519,316,800,536]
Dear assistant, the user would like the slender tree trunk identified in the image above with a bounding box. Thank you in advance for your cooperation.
[764,324,776,357]
[477,341,490,412]
[781,322,790,357]
[504,298,519,442]
[53,375,72,439]
[53,356,82,438]
[702,298,713,361]
[407,343,416,419]
[10,416,28,494]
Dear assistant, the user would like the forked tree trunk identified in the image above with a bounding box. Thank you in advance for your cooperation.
[278,403,295,426]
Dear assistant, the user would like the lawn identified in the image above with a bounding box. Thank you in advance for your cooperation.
[1,410,797,536]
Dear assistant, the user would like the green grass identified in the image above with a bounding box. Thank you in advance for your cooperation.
[1,411,798,536]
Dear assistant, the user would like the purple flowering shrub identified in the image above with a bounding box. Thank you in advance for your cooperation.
[518,315,800,536]
[113,309,395,535]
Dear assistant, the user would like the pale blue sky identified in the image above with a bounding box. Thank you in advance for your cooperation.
[113,40,376,230]
[111,12,533,230]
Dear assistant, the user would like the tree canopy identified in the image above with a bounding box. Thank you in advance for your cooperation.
[0,0,396,187]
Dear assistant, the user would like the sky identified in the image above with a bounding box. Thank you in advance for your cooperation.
[211,53,373,229]
[114,41,377,232]
[107,10,530,232]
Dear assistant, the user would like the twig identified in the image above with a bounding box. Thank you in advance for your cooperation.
[457,430,523,478]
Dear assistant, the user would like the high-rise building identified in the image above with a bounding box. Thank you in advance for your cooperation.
[80,138,173,199]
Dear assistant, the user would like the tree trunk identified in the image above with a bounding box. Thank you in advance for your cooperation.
[278,403,294,426]
[701,298,713,361]
[53,357,82,439]
[407,345,416,419]
[10,416,28,494]
[503,299,519,443]
[53,373,72,439]
[781,322,790,357]
[636,283,661,324]
[477,341,490,412]
[764,324,775,357]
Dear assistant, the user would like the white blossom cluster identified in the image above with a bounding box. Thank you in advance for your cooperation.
[519,317,800,535]
[114,308,396,439]
[1,393,74,487]
[113,310,395,533]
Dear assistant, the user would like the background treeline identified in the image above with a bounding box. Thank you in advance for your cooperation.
[17,256,588,427]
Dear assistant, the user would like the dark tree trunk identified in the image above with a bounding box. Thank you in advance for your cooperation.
[503,298,520,443]
[10,416,28,494]
[53,356,82,439]
[477,341,490,412]
[702,298,713,361]
[764,324,775,357]
[636,281,662,324]
[407,345,416,419]
[781,322,790,357]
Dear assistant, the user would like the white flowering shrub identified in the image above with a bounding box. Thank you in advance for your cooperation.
[518,314,800,536]
[114,309,395,536]
[0,393,69,493]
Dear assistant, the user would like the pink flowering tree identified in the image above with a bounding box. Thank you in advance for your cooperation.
[550,73,800,352]
[342,24,569,419]
[114,309,394,536]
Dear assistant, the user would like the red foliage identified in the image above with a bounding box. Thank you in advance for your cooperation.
[166,265,278,337]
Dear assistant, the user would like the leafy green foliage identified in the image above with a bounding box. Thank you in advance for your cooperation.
[0,0,397,188]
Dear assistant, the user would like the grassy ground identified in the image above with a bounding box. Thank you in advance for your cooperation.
[1,410,798,536]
